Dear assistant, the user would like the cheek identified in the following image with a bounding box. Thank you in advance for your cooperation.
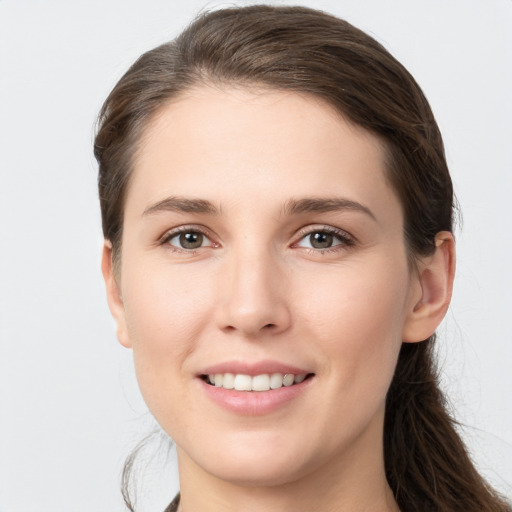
[297,255,410,389]
[122,253,214,341]
[286,261,410,459]
[120,261,215,416]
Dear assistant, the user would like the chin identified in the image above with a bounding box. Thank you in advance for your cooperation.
[207,457,310,488]
[179,430,316,487]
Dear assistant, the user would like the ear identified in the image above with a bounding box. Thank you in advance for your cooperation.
[402,231,456,343]
[101,241,132,348]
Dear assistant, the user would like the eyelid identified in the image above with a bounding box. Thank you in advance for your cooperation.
[159,224,219,251]
[292,224,356,249]
[157,223,355,253]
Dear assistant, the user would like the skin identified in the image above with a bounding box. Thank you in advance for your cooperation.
[102,86,455,512]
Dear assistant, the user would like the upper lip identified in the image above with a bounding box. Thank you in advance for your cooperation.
[199,360,312,377]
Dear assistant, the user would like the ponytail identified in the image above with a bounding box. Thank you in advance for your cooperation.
[385,338,511,511]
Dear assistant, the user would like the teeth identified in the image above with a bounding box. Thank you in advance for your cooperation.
[222,373,235,389]
[234,374,252,391]
[283,374,294,387]
[206,372,308,391]
[252,374,270,391]
[270,373,283,389]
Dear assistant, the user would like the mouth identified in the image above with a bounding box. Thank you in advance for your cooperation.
[201,372,315,392]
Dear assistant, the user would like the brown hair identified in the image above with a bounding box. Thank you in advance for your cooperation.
[94,5,511,511]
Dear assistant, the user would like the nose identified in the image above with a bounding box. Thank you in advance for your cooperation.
[215,247,291,337]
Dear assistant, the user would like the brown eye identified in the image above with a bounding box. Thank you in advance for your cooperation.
[309,232,333,249]
[167,231,211,250]
[295,228,351,251]
[180,232,203,249]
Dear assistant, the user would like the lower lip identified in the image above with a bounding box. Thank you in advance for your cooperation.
[199,377,313,415]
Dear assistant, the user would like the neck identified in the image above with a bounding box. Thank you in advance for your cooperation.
[176,411,399,512]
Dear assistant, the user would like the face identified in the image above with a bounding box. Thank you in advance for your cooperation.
[107,86,425,488]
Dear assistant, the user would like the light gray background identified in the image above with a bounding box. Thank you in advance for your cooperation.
[1,1,511,511]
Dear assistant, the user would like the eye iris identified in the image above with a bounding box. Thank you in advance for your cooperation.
[310,232,333,249]
[179,232,203,249]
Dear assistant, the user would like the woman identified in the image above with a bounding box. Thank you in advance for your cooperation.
[95,5,511,511]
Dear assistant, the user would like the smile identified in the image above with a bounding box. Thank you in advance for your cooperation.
[199,371,314,415]
[203,372,311,391]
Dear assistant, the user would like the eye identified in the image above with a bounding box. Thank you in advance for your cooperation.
[164,229,214,250]
[301,232,338,249]
[295,227,354,251]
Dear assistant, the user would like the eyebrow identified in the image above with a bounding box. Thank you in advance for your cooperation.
[142,196,220,217]
[142,195,376,221]
[282,197,377,221]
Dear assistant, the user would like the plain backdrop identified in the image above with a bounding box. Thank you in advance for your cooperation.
[1,1,511,511]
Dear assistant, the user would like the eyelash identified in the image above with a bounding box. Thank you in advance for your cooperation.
[293,225,356,254]
[159,225,356,254]
[160,225,217,253]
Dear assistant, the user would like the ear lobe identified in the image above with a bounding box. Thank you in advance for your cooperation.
[402,231,456,343]
[101,241,132,348]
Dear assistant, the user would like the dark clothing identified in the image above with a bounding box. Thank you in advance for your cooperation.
[164,493,180,512]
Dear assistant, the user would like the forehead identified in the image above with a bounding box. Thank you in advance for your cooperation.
[126,86,400,222]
